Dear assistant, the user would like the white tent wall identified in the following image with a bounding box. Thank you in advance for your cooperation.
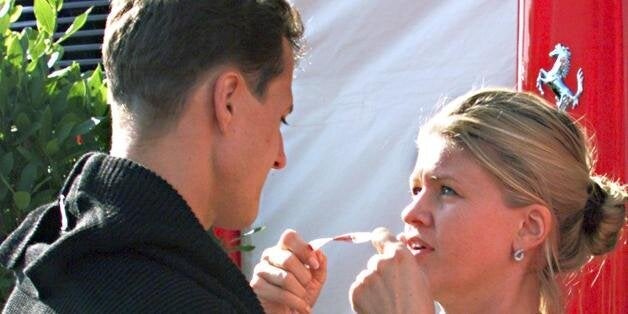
[243,1,517,313]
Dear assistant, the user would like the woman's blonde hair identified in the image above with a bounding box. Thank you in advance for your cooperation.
[419,88,627,314]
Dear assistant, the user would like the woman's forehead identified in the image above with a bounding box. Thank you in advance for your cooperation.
[415,136,457,170]
[412,137,485,183]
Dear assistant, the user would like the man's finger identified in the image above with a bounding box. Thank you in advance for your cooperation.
[250,274,311,313]
[310,250,327,284]
[279,229,320,270]
[261,246,312,286]
[253,262,308,299]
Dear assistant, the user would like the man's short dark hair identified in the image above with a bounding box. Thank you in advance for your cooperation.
[103,0,304,128]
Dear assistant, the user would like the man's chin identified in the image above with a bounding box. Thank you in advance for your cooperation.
[214,206,259,230]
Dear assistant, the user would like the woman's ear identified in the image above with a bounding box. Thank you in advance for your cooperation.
[212,70,240,133]
[515,204,553,251]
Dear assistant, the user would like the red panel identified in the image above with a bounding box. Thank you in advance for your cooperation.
[213,227,241,267]
[517,0,626,313]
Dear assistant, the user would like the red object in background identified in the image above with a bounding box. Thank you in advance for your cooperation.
[213,227,241,266]
[517,0,626,313]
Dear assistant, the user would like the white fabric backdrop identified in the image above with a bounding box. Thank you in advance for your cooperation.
[243,1,517,313]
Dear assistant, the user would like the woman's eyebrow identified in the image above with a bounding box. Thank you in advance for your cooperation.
[429,174,460,184]
[409,171,422,188]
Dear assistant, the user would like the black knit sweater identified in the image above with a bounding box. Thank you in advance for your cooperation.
[0,153,264,313]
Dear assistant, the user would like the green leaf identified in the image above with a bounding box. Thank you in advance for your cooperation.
[39,106,52,140]
[0,180,8,202]
[27,32,47,62]
[9,4,22,23]
[0,172,14,194]
[26,58,39,73]
[31,188,54,208]
[46,50,61,68]
[68,80,86,104]
[56,7,91,44]
[58,112,80,126]
[6,35,24,68]
[71,117,101,136]
[52,0,63,12]
[0,74,9,106]
[0,0,11,33]
[15,112,31,131]
[45,138,59,155]
[0,16,8,36]
[93,88,108,116]
[32,176,51,194]
[0,152,13,176]
[16,146,41,165]
[13,191,31,210]
[87,66,108,116]
[34,0,56,36]
[59,62,81,82]
[241,225,266,237]
[0,0,11,18]
[16,162,38,191]
[56,120,75,143]
[87,65,103,91]
[48,65,73,79]
[14,121,42,144]
[235,244,256,252]
[29,67,46,105]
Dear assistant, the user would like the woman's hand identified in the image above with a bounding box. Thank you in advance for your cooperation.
[250,229,327,314]
[349,228,434,314]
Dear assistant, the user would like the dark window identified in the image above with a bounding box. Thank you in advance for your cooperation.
[12,0,110,70]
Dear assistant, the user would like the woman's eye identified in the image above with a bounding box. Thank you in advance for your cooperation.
[411,186,422,195]
[280,117,289,125]
[440,186,458,196]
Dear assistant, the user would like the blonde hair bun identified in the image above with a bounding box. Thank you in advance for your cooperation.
[583,176,627,256]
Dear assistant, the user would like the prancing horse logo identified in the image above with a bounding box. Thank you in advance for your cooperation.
[536,43,584,111]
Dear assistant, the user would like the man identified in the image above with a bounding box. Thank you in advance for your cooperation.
[0,0,313,312]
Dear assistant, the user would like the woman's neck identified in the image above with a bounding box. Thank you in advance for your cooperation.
[438,271,541,314]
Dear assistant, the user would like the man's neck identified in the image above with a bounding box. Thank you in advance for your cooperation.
[110,126,215,230]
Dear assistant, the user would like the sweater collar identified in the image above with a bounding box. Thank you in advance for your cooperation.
[2,152,263,312]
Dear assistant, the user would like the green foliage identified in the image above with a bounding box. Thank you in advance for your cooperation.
[0,0,110,302]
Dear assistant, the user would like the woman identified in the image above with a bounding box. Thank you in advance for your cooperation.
[250,88,627,314]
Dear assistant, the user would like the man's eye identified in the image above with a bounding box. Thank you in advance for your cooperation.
[281,117,289,125]
[440,186,458,196]
[411,186,422,195]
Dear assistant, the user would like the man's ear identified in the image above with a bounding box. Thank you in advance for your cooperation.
[212,71,240,133]
[515,204,553,251]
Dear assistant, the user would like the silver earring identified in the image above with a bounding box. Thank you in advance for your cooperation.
[513,249,525,262]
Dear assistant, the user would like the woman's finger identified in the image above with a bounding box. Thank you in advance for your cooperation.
[370,227,397,254]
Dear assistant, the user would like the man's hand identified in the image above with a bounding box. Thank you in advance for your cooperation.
[349,227,434,314]
[250,229,327,314]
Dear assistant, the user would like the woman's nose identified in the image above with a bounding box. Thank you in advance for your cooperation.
[401,196,433,227]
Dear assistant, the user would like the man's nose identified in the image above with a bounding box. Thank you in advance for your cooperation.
[273,134,287,169]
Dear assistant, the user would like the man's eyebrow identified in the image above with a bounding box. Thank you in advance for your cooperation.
[287,104,294,114]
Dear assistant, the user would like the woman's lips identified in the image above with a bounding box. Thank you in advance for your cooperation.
[404,234,434,252]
